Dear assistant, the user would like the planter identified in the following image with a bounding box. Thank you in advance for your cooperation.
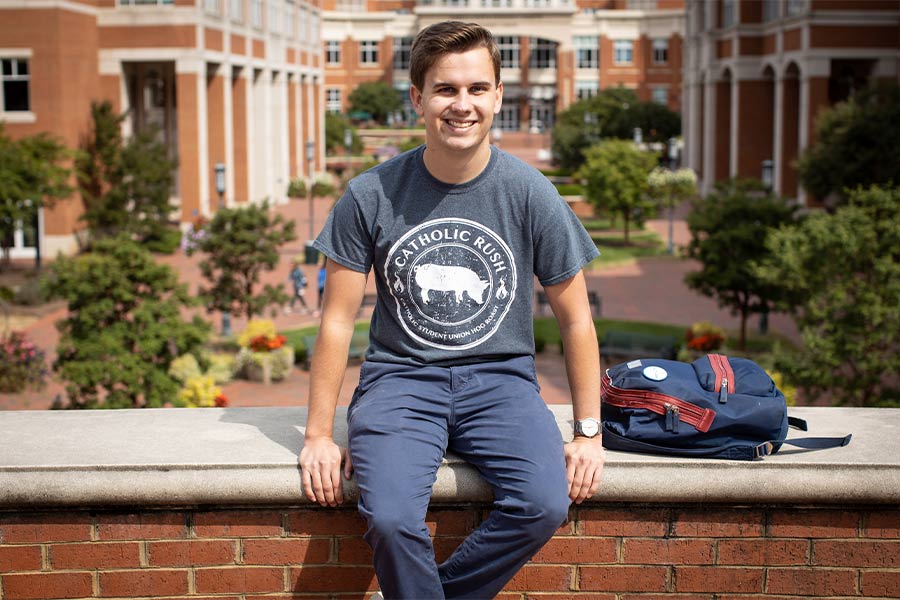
[240,347,295,385]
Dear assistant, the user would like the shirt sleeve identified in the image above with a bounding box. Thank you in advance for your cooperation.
[531,186,600,287]
[312,187,373,274]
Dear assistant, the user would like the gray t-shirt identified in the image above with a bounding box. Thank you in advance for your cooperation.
[313,145,599,366]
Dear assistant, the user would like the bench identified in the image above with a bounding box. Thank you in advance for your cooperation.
[302,331,369,369]
[536,290,602,317]
[599,329,678,365]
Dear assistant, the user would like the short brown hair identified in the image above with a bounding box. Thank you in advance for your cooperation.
[409,21,501,91]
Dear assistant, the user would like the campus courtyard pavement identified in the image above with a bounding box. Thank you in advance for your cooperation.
[1,133,798,411]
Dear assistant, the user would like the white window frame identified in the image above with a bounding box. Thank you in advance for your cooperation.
[284,2,295,38]
[326,40,341,65]
[250,0,262,28]
[229,0,243,22]
[529,38,556,70]
[652,38,668,65]
[497,36,519,69]
[651,86,668,105]
[326,88,342,113]
[575,79,599,100]
[393,36,412,71]
[268,0,279,34]
[721,0,737,27]
[574,36,598,69]
[360,40,379,66]
[1,56,31,115]
[613,40,633,65]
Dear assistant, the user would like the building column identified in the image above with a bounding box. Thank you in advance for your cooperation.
[176,57,208,220]
[304,74,314,178]
[288,72,298,180]
[231,66,250,204]
[313,75,323,172]
[728,75,739,178]
[685,79,702,177]
[701,75,717,196]
[772,74,785,197]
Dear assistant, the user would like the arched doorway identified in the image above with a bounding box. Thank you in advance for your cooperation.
[781,62,801,199]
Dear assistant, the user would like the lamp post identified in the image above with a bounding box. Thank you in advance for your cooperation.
[632,127,643,146]
[761,159,774,191]
[343,128,352,158]
[213,163,230,337]
[666,138,679,255]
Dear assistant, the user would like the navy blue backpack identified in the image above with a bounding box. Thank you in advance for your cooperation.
[601,354,852,460]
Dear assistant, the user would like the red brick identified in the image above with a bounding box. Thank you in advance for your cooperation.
[0,513,92,544]
[860,570,900,597]
[526,595,615,600]
[147,539,238,566]
[195,566,285,593]
[98,569,189,597]
[621,596,711,600]
[813,539,900,567]
[426,509,479,536]
[337,536,373,564]
[533,537,617,564]
[578,508,669,537]
[96,513,187,541]
[290,565,378,593]
[766,568,857,596]
[50,541,140,569]
[2,572,93,599]
[0,545,42,571]
[674,566,763,593]
[287,509,367,536]
[862,510,900,538]
[717,539,809,565]
[504,565,574,592]
[433,536,466,564]
[579,565,668,592]
[768,509,859,538]
[193,510,284,538]
[623,538,714,565]
[243,537,331,565]
[672,509,764,538]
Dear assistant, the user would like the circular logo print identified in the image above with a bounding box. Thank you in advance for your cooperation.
[384,218,517,350]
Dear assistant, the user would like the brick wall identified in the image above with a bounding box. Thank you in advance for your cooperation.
[2,504,898,599]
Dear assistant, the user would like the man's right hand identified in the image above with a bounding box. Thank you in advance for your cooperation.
[299,437,353,507]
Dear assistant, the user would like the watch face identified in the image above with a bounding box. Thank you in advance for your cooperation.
[579,419,600,437]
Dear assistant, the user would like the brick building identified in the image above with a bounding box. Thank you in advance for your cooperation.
[682,0,900,203]
[0,0,325,259]
[320,0,685,132]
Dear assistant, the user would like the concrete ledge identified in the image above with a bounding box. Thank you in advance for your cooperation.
[1,406,897,509]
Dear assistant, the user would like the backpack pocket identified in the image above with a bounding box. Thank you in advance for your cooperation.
[692,354,776,402]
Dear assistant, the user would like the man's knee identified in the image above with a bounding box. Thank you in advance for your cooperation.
[362,501,429,544]
[509,481,571,542]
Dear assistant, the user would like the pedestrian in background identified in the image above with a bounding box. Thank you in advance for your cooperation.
[286,257,311,314]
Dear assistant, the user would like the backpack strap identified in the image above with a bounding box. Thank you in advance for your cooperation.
[756,433,853,458]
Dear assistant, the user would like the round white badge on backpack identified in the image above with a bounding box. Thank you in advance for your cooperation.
[642,366,668,381]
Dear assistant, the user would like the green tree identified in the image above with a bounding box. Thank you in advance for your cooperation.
[195,201,297,320]
[647,166,698,253]
[577,139,657,244]
[75,101,178,244]
[684,179,799,350]
[44,237,210,408]
[797,82,900,205]
[755,185,900,407]
[551,88,680,172]
[0,125,71,266]
[324,112,363,154]
[348,81,402,125]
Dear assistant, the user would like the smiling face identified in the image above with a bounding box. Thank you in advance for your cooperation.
[410,47,503,181]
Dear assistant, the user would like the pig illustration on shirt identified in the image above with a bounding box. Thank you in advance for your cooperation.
[413,264,490,305]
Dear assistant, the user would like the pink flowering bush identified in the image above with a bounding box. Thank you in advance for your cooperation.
[0,331,48,393]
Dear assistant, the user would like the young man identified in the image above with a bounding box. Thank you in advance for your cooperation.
[300,21,605,599]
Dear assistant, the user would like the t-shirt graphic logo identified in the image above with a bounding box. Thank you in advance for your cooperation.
[385,218,517,350]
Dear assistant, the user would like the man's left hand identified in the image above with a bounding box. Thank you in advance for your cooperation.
[564,437,606,504]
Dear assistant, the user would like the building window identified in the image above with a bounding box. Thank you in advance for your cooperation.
[529,38,556,69]
[574,36,598,69]
[575,79,599,100]
[285,2,295,38]
[1,58,30,112]
[652,39,668,64]
[250,0,262,28]
[613,40,633,65]
[393,36,412,70]
[310,13,319,44]
[721,0,736,27]
[360,40,379,65]
[496,103,519,131]
[268,0,279,33]
[651,87,668,105]
[326,88,342,113]
[786,0,806,16]
[204,0,220,14]
[762,0,780,21]
[326,41,341,64]
[497,36,519,69]
[481,0,512,6]
[229,0,243,21]
[119,0,174,4]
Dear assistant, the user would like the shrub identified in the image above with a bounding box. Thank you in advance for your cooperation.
[178,375,228,408]
[0,331,48,393]
[685,321,725,352]
[169,354,203,384]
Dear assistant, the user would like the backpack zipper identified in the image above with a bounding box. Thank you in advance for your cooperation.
[602,373,716,433]
[708,354,735,403]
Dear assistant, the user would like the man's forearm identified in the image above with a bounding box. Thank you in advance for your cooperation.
[560,319,602,422]
[305,322,355,440]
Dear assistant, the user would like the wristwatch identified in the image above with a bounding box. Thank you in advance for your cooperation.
[574,417,601,438]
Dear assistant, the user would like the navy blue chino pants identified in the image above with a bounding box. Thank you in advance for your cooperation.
[347,356,571,599]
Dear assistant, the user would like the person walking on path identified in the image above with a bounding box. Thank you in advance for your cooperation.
[286,257,312,314]
[317,257,327,310]
[299,21,605,599]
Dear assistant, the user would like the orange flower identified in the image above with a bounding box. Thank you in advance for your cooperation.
[214,393,229,407]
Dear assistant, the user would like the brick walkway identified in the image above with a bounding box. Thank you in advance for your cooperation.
[1,132,798,411]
